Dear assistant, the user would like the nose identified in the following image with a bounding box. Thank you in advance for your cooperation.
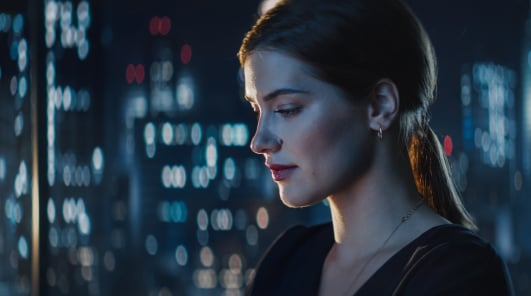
[250,119,282,155]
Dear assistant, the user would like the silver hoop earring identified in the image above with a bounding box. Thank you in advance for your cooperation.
[378,127,383,141]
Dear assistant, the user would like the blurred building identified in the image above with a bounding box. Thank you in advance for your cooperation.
[516,1,531,294]
[0,1,35,295]
[521,0,531,256]
[0,0,328,295]
[460,62,517,258]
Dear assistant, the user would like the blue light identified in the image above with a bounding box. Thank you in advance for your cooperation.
[18,236,29,259]
[0,13,9,32]
[10,41,18,60]
[12,14,24,34]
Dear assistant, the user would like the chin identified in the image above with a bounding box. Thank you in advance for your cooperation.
[279,191,322,208]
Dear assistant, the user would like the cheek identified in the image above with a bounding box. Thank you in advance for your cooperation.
[304,113,373,180]
[296,112,355,165]
[307,111,363,151]
[296,115,334,156]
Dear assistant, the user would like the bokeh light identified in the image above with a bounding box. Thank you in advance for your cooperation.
[175,245,188,266]
[256,207,269,230]
[1,2,526,296]
[180,44,192,65]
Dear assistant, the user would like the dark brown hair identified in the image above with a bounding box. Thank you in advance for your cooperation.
[239,0,476,229]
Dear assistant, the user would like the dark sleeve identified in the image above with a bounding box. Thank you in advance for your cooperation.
[398,241,514,296]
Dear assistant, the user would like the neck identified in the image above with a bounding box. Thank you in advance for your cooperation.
[327,143,420,261]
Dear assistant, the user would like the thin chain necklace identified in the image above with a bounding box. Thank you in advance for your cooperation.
[342,198,425,296]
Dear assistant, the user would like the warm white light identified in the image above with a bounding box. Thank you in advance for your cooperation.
[197,209,208,231]
[45,1,59,25]
[63,86,72,110]
[206,138,217,167]
[259,0,281,14]
[215,209,233,231]
[176,75,195,110]
[162,122,173,145]
[193,268,217,289]
[256,207,269,229]
[78,247,94,267]
[161,165,171,188]
[144,122,156,145]
[200,247,214,267]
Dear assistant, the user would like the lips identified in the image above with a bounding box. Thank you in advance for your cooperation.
[266,163,297,181]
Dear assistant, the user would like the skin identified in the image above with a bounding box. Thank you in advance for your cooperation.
[243,50,447,295]
[244,50,373,207]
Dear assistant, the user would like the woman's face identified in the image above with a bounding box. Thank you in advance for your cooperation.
[243,51,375,207]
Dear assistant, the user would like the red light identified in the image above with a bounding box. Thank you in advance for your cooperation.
[159,16,171,35]
[135,64,145,84]
[126,64,135,84]
[150,17,160,36]
[150,16,171,36]
[126,64,145,84]
[443,135,453,156]
[181,44,192,64]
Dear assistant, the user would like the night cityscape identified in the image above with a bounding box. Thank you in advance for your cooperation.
[0,0,530,295]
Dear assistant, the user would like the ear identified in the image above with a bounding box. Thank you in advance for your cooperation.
[367,79,400,132]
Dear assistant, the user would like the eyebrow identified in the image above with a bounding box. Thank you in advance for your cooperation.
[244,88,309,103]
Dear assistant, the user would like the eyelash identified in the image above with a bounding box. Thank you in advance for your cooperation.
[274,107,302,117]
[249,105,302,119]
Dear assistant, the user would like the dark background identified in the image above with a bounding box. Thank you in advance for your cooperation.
[0,0,530,295]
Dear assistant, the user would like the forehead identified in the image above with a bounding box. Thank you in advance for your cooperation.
[243,51,314,100]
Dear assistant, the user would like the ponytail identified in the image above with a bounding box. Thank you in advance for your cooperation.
[239,0,478,230]
[408,127,477,230]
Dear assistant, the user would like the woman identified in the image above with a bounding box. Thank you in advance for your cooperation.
[238,0,514,295]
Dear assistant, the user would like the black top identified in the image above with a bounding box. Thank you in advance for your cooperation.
[247,223,514,295]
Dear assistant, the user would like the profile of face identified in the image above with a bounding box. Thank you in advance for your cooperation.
[243,50,376,207]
